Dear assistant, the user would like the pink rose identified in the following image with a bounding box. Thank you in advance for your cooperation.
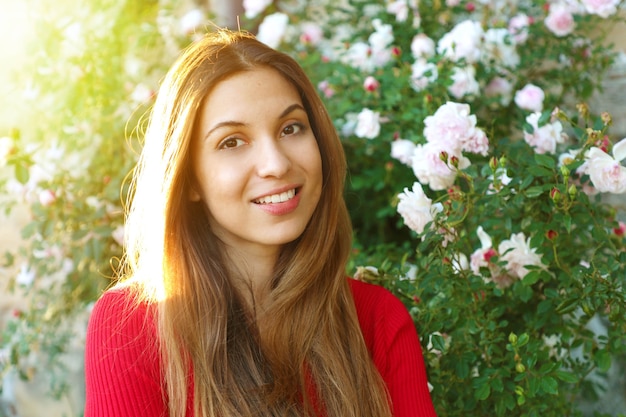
[412,143,470,191]
[317,80,335,98]
[523,112,566,154]
[463,129,489,156]
[614,221,626,237]
[586,138,626,194]
[508,13,531,44]
[470,226,494,275]
[300,22,323,45]
[363,76,380,92]
[423,101,487,154]
[39,189,56,206]
[544,3,576,37]
[514,83,545,112]
[448,65,479,99]
[485,77,513,106]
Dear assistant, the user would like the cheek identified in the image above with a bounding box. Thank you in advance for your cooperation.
[200,167,243,204]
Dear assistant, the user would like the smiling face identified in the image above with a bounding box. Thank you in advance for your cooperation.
[191,67,323,258]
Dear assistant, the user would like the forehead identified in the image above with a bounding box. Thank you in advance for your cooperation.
[201,67,302,116]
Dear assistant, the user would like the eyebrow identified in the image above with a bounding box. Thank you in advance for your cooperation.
[203,103,306,140]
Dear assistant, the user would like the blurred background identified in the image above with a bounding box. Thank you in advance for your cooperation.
[1,1,625,416]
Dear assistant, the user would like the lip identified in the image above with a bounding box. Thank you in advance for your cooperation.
[251,184,301,202]
[251,184,302,216]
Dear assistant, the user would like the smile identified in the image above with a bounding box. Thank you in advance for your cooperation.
[253,188,297,204]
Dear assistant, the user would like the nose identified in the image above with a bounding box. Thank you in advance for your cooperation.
[255,137,292,178]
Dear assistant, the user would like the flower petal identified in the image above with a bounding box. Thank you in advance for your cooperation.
[612,138,626,162]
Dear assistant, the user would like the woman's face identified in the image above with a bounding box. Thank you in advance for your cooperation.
[191,67,323,256]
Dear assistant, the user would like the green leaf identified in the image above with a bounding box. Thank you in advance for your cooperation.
[539,376,558,394]
[525,185,546,198]
[556,298,579,314]
[474,383,491,401]
[517,333,530,347]
[595,349,612,372]
[524,270,541,286]
[555,370,579,384]
[538,110,553,127]
[534,153,556,169]
[15,162,30,184]
[526,166,554,177]
[562,214,572,233]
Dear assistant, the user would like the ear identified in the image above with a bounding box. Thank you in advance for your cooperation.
[189,187,201,202]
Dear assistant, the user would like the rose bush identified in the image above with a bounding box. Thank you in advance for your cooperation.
[243,0,626,416]
[1,0,625,416]
[0,0,209,407]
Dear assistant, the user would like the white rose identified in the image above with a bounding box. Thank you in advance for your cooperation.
[498,232,544,280]
[179,9,205,35]
[580,0,620,18]
[448,65,480,99]
[410,59,438,91]
[391,139,416,166]
[482,28,520,69]
[257,13,289,49]
[0,136,13,165]
[112,225,126,247]
[437,20,484,63]
[411,34,436,59]
[397,182,443,234]
[387,0,409,22]
[243,0,272,19]
[17,264,36,287]
[354,108,381,139]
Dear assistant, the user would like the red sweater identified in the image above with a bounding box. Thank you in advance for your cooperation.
[84,279,437,417]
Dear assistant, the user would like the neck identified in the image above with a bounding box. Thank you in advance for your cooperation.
[224,245,279,307]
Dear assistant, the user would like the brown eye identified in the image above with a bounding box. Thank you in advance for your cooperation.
[281,123,303,137]
[218,137,246,149]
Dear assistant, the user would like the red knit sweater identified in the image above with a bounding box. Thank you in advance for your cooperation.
[84,278,437,416]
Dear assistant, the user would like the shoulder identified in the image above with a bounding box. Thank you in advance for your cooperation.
[88,285,153,333]
[86,285,158,362]
[348,278,414,349]
[84,287,166,415]
[348,278,410,322]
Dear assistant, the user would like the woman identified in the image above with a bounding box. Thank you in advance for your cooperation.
[84,29,437,417]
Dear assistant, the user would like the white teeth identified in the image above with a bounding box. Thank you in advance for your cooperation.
[254,189,296,204]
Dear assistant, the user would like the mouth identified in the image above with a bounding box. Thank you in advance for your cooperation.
[252,188,298,204]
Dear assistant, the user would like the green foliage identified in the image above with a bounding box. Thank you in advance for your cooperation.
[250,0,626,416]
[0,0,209,402]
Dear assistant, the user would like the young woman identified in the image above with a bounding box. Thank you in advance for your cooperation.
[84,29,437,417]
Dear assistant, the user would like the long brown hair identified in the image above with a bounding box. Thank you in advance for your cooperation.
[121,29,392,417]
